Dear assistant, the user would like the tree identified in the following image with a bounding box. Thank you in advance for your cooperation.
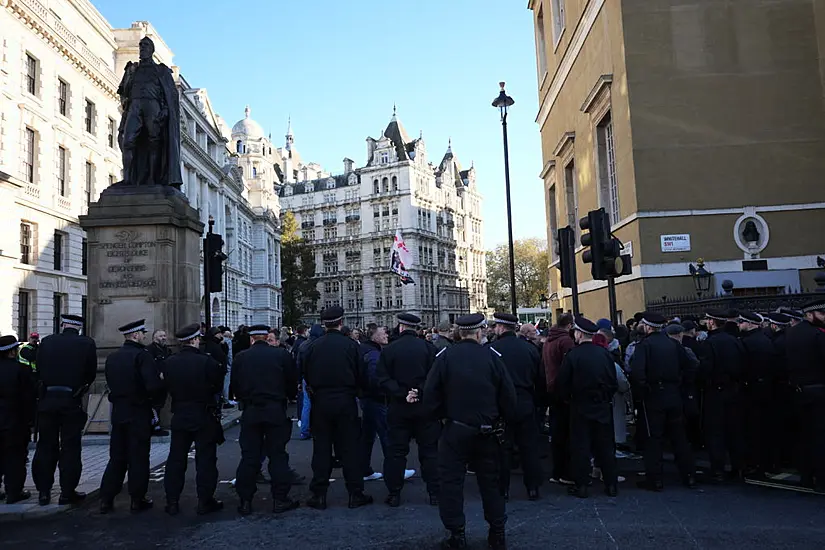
[281,211,319,326]
[486,238,549,312]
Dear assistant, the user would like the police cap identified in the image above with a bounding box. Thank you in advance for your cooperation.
[175,323,201,342]
[640,311,666,329]
[573,315,599,336]
[492,312,519,327]
[705,309,728,322]
[456,313,486,330]
[801,298,825,314]
[118,319,146,335]
[0,335,23,352]
[739,311,764,324]
[764,312,791,326]
[248,324,270,336]
[778,307,804,321]
[397,313,421,328]
[61,314,85,327]
[320,306,344,325]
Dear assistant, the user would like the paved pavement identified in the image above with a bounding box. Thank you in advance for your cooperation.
[2,417,824,549]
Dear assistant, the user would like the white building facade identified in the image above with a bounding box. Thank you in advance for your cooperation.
[279,111,487,328]
[0,1,282,337]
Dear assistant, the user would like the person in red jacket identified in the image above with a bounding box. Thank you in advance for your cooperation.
[543,313,576,484]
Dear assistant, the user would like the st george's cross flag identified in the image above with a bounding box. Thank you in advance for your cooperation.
[390,230,415,285]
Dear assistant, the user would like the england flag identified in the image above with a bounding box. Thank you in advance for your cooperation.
[390,230,415,285]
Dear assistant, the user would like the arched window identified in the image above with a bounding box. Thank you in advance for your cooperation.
[391,176,398,191]
[236,140,243,153]
[382,177,389,193]
[373,179,379,194]
[252,166,257,177]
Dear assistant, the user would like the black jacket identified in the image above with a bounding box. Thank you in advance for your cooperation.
[699,328,745,388]
[739,328,778,386]
[0,356,36,430]
[423,339,517,427]
[376,330,437,403]
[629,331,694,408]
[556,341,618,424]
[231,340,297,423]
[360,339,385,401]
[36,328,97,412]
[784,321,825,387]
[105,340,166,423]
[303,330,367,406]
[163,346,224,431]
[202,337,227,368]
[487,331,543,416]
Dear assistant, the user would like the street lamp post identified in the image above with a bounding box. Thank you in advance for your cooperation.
[689,259,713,297]
[492,82,517,317]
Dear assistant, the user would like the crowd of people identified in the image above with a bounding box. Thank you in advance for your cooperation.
[0,296,823,550]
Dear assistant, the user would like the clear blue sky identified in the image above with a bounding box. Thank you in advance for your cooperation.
[95,0,545,247]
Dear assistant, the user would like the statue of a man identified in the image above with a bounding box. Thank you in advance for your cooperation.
[117,37,182,187]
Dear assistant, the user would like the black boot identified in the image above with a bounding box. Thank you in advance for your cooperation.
[307,493,327,510]
[0,490,6,500]
[441,527,467,549]
[487,527,507,550]
[429,493,439,506]
[130,496,153,513]
[237,499,253,516]
[99,500,114,514]
[272,497,300,514]
[165,500,180,516]
[527,488,540,501]
[384,493,400,507]
[348,491,373,509]
[567,485,588,498]
[5,490,31,504]
[58,490,87,505]
[38,491,51,506]
[197,497,224,515]
[604,483,618,497]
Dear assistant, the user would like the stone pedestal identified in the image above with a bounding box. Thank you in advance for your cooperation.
[79,185,203,428]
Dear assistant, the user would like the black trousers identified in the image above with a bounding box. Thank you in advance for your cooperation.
[641,400,694,482]
[550,401,571,480]
[745,385,775,472]
[0,427,29,496]
[99,420,151,501]
[384,404,440,495]
[499,411,543,493]
[164,427,218,502]
[703,388,744,475]
[235,418,291,501]
[570,413,616,488]
[793,389,825,487]
[438,422,505,532]
[310,400,363,495]
[32,408,86,493]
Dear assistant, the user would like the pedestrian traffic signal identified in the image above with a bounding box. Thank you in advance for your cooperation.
[580,208,630,280]
[204,232,227,293]
[557,226,576,288]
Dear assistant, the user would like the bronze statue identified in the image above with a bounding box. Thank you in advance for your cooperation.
[742,220,761,244]
[117,37,182,187]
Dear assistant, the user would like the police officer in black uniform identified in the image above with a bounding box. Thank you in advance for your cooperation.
[376,312,440,507]
[737,311,779,477]
[162,323,225,516]
[302,306,372,510]
[487,312,544,502]
[765,311,794,468]
[99,319,166,513]
[556,316,619,499]
[32,314,97,506]
[699,309,746,483]
[0,335,36,504]
[629,312,696,491]
[785,298,825,492]
[423,313,516,550]
[232,324,300,515]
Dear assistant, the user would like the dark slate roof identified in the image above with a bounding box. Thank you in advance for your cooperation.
[278,172,359,197]
[384,118,411,161]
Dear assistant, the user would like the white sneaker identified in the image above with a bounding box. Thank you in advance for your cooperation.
[549,477,575,485]
[229,478,236,487]
[364,472,383,481]
[404,469,416,479]
[228,400,237,406]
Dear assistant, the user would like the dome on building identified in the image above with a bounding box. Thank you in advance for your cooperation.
[232,105,265,139]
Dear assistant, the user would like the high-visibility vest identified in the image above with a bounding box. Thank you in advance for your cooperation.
[18,343,36,371]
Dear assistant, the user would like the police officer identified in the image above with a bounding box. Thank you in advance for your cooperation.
[162,323,225,516]
[0,335,36,504]
[487,312,544,502]
[376,313,440,507]
[422,313,516,550]
[18,332,39,378]
[556,316,619,499]
[32,314,97,506]
[302,306,373,510]
[99,319,166,513]
[765,311,794,468]
[232,324,300,515]
[629,312,696,491]
[784,298,825,492]
[699,309,746,483]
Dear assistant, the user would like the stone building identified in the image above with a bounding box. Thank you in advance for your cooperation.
[528,0,825,321]
[279,109,487,328]
[0,0,282,337]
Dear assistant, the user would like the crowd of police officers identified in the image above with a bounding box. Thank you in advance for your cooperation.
[0,296,823,550]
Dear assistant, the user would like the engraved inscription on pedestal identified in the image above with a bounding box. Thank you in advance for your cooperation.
[97,229,159,296]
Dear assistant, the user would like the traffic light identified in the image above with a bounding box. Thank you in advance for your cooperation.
[204,232,227,293]
[580,208,631,280]
[557,226,576,288]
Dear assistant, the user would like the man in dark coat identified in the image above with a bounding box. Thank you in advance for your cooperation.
[630,313,696,491]
[147,330,171,437]
[556,316,619,498]
[0,336,36,503]
[232,324,300,514]
[99,320,166,513]
[162,324,225,516]
[375,313,439,507]
[32,314,97,506]
[423,313,516,550]
[542,313,576,484]
[488,312,544,501]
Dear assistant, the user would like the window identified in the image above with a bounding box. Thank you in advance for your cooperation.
[82,295,88,324]
[58,79,68,116]
[81,238,88,275]
[236,140,243,153]
[597,114,619,225]
[84,99,95,134]
[23,127,35,183]
[85,161,93,204]
[382,177,389,193]
[551,0,566,46]
[52,293,64,334]
[25,53,37,95]
[17,291,30,339]
[107,118,116,148]
[373,179,379,194]
[20,222,33,265]
[379,151,389,164]
[57,146,67,196]
[536,7,548,76]
[548,184,558,261]
[391,176,398,191]
[564,160,578,240]
[109,174,116,186]
[53,231,63,271]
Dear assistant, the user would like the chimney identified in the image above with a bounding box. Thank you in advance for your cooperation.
[343,157,354,174]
